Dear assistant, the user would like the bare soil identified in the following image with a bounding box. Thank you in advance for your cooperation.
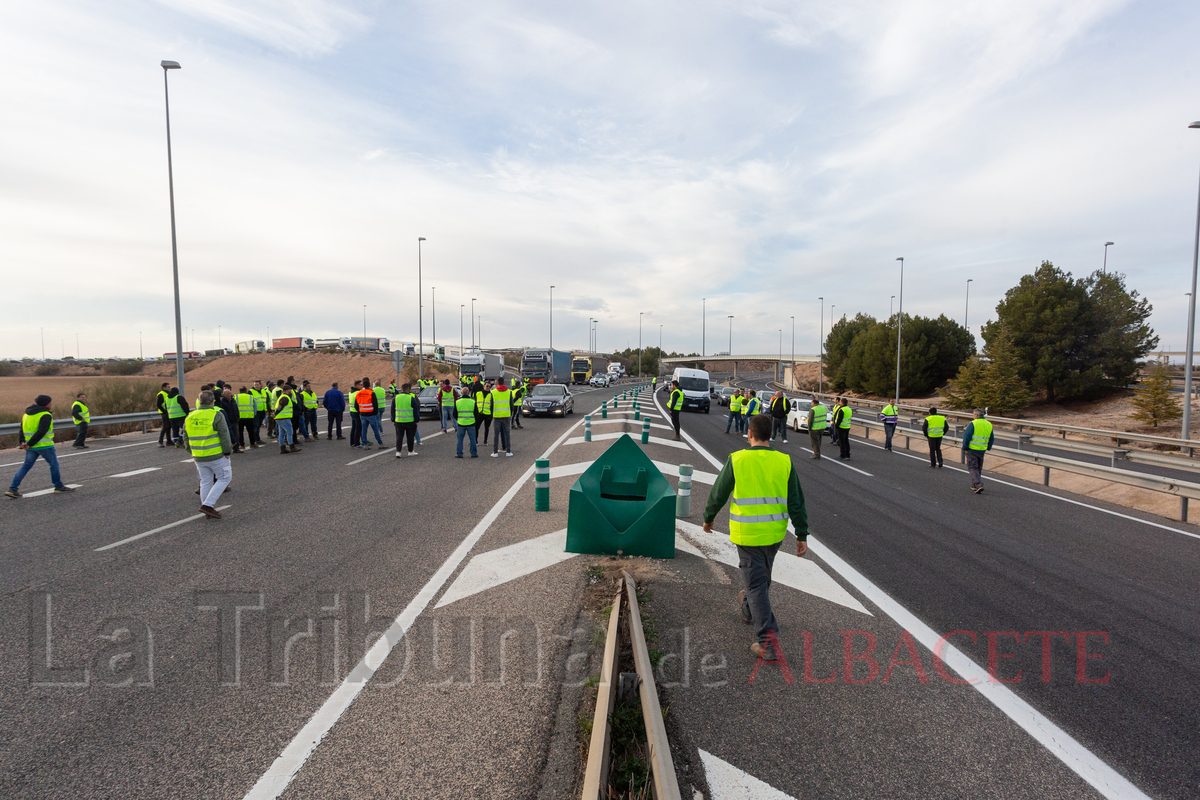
[0,376,163,415]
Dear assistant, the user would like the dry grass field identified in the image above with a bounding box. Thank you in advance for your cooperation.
[0,376,165,415]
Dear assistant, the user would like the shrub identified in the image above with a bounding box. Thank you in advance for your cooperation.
[0,360,14,377]
[35,363,60,376]
[103,360,144,376]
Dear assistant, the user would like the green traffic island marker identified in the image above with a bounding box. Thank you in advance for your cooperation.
[565,434,675,558]
[535,458,550,511]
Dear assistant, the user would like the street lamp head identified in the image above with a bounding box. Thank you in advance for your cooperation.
[418,237,426,241]
[1190,122,1200,129]
[1105,241,1114,246]
[161,60,181,69]
[896,257,904,262]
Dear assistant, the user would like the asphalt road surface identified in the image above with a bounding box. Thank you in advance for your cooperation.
[0,378,1196,799]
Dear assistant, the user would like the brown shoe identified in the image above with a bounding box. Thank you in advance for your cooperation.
[289,445,302,453]
[200,505,222,519]
[750,642,776,661]
[280,446,289,454]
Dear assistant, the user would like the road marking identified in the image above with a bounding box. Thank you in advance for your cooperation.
[565,431,691,449]
[544,460,717,485]
[0,439,159,468]
[344,430,444,465]
[796,445,872,476]
[21,484,83,498]
[677,520,870,615]
[588,418,672,431]
[436,529,579,608]
[661,400,1154,799]
[94,505,232,551]
[109,467,161,478]
[243,410,591,800]
[180,458,194,463]
[854,437,1200,541]
[699,749,797,800]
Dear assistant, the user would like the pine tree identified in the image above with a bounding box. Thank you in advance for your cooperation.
[943,355,986,410]
[1129,361,1181,428]
[976,331,1032,415]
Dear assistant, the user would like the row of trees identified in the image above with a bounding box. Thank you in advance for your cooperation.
[824,313,976,397]
[613,347,702,377]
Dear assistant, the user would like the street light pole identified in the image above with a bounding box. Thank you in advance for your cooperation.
[1103,241,1114,274]
[432,287,436,348]
[363,305,366,338]
[818,297,824,394]
[460,304,464,356]
[471,298,477,348]
[890,296,895,318]
[702,298,706,357]
[778,329,782,385]
[549,285,555,350]
[1182,122,1200,443]
[790,316,794,391]
[659,324,662,376]
[418,237,426,381]
[161,60,185,396]
[895,257,905,403]
[638,312,643,377]
[727,315,733,356]
[965,279,973,329]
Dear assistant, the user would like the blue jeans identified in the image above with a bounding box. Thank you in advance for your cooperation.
[362,413,383,445]
[725,410,740,432]
[276,418,294,446]
[456,424,477,456]
[441,406,453,430]
[11,447,63,491]
[883,422,896,449]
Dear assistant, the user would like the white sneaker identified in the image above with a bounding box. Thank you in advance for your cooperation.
[410,451,418,456]
[491,452,499,458]
[506,451,513,457]
[395,452,402,458]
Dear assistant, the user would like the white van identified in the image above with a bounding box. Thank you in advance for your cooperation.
[670,367,711,414]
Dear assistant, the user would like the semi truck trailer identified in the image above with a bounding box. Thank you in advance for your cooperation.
[460,350,504,381]
[520,348,571,386]
[234,340,266,354]
[272,337,315,350]
[570,354,609,384]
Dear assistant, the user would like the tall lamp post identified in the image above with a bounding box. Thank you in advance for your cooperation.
[638,312,643,377]
[460,304,464,355]
[778,329,783,385]
[1182,121,1200,445]
[549,285,555,350]
[471,298,476,347]
[727,315,733,356]
[818,297,824,394]
[894,257,905,403]
[658,324,663,376]
[965,279,973,329]
[1103,241,1115,274]
[417,237,426,381]
[432,287,436,348]
[161,60,185,396]
[890,295,895,318]
[789,315,795,390]
[363,305,366,338]
[702,298,706,357]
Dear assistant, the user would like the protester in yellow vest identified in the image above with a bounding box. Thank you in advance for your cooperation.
[71,392,90,449]
[489,379,513,457]
[393,383,419,457]
[453,390,478,458]
[703,414,807,662]
[922,407,947,469]
[725,389,743,435]
[962,408,993,493]
[7,395,74,498]
[184,389,232,518]
[806,399,828,460]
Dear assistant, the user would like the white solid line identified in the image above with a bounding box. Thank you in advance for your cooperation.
[108,467,162,478]
[242,412,590,800]
[94,504,232,552]
[0,439,158,468]
[180,458,194,463]
[344,431,445,465]
[22,484,83,498]
[565,432,692,450]
[806,535,1150,800]
[655,392,723,470]
[854,437,1200,541]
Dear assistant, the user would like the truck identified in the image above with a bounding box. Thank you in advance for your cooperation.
[570,354,609,384]
[460,349,504,381]
[234,340,266,354]
[348,337,384,351]
[520,348,572,386]
[163,351,202,360]
[272,337,315,351]
[204,348,232,357]
[434,344,465,363]
[607,362,626,377]
[315,337,352,350]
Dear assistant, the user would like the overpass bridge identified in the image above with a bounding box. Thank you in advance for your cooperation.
[659,353,821,382]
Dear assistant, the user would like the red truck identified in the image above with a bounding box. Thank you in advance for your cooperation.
[271,337,315,351]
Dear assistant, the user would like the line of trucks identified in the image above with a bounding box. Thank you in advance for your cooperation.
[519,350,623,386]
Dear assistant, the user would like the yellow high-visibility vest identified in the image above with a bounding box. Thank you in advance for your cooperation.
[22,410,54,449]
[185,408,223,458]
[728,449,791,547]
[72,400,90,425]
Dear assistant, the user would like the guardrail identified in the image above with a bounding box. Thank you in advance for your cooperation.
[0,411,162,438]
[849,417,1200,521]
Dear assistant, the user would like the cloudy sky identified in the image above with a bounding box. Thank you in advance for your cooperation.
[3,0,1200,360]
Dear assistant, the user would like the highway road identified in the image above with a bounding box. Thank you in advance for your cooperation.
[0,378,1195,799]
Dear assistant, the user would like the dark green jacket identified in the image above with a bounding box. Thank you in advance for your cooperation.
[703,446,809,541]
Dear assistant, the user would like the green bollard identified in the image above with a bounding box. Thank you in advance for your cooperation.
[602,405,607,419]
[641,419,650,444]
[676,464,693,518]
[535,458,551,511]
[634,409,640,420]
[584,415,592,442]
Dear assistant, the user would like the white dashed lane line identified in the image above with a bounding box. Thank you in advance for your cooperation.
[109,467,162,478]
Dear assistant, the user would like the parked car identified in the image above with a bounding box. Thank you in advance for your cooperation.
[417,385,442,419]
[786,398,834,434]
[716,386,737,407]
[522,383,574,417]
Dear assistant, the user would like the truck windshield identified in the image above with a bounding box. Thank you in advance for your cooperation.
[678,377,708,391]
[572,360,589,370]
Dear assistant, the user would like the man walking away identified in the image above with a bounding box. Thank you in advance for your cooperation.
[923,407,946,468]
[741,391,760,438]
[880,399,899,451]
[7,395,74,498]
[479,380,494,445]
[324,382,346,440]
[769,390,788,443]
[250,380,267,442]
[157,382,173,446]
[167,388,188,447]
[71,392,90,448]
[511,379,526,429]
[490,378,514,457]
[834,397,852,458]
[275,385,300,453]
[358,379,384,449]
[267,381,282,439]
[724,389,742,434]
[962,408,994,492]
[454,386,478,457]
[668,380,684,441]
[301,381,318,442]
[218,388,241,453]
[438,380,456,433]
[807,397,827,459]
[349,380,362,447]
[703,414,807,662]
[235,386,257,450]
[393,383,419,457]
[184,390,232,519]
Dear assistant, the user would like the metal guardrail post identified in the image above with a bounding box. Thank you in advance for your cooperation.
[1043,466,1050,486]
[580,590,623,799]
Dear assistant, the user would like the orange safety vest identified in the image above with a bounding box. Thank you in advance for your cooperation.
[355,388,376,414]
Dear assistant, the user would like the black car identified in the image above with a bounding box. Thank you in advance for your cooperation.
[522,384,574,416]
[417,385,442,419]
[716,386,737,406]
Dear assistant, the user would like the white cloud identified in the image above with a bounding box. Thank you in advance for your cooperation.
[151,0,372,56]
